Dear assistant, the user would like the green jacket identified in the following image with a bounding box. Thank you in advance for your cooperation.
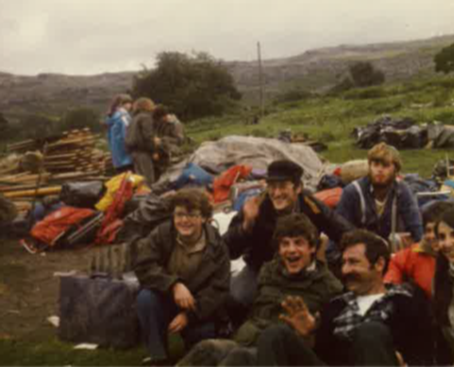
[133,221,230,323]
[234,258,342,346]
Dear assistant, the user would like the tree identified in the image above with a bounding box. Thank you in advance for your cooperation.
[434,43,454,74]
[132,52,241,120]
[349,62,385,87]
[61,107,101,133]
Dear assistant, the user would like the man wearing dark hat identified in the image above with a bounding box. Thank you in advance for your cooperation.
[223,159,352,310]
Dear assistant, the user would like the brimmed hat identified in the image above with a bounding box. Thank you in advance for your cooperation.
[267,160,303,183]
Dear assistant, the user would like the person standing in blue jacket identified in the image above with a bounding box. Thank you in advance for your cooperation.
[105,94,134,173]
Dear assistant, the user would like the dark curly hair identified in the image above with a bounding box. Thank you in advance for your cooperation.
[170,188,213,219]
[273,213,318,249]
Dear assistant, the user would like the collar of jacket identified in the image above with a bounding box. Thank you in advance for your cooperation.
[260,190,308,217]
[333,282,413,306]
[263,258,330,286]
[363,175,399,199]
[159,220,221,260]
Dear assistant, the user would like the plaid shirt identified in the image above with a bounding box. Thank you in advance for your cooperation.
[332,284,412,341]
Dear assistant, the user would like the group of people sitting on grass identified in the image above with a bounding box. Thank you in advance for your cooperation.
[104,94,185,186]
[132,142,454,366]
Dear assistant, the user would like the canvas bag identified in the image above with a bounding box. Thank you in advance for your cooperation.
[58,273,140,349]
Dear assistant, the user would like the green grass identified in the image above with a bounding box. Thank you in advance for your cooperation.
[0,339,145,366]
[186,74,454,177]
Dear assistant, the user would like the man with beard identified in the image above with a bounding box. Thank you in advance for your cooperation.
[336,143,423,250]
[224,160,352,310]
[256,229,435,366]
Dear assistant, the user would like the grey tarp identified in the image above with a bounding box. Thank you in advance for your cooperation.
[155,136,325,191]
[428,123,454,148]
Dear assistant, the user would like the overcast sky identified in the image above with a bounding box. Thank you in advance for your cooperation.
[1,0,453,76]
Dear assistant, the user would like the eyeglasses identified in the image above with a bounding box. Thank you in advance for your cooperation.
[173,211,202,220]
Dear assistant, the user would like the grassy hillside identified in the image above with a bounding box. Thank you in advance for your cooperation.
[186,74,454,178]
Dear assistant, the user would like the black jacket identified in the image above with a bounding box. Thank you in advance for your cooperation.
[314,285,435,366]
[223,189,353,270]
[134,221,230,323]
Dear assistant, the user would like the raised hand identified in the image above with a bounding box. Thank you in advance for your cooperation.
[279,296,317,337]
[172,282,196,311]
[242,196,261,232]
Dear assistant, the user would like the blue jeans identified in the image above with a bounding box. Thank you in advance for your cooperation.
[136,289,216,360]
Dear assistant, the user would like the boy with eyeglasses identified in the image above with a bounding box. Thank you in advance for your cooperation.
[134,188,230,365]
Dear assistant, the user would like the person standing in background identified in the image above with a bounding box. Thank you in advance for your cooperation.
[105,94,134,173]
[126,97,156,186]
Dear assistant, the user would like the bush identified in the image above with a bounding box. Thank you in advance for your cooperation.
[132,51,242,121]
[434,43,454,74]
[349,62,385,87]
[61,107,101,133]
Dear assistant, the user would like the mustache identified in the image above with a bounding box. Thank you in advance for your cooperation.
[343,273,360,283]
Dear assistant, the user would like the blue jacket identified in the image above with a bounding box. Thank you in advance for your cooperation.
[336,176,423,242]
[106,109,133,168]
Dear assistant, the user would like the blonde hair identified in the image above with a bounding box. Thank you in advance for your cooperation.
[133,97,155,113]
[367,143,402,172]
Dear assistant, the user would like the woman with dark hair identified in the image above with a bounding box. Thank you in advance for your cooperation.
[433,208,454,364]
[105,94,133,173]
[125,97,156,185]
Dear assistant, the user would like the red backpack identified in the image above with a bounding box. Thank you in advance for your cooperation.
[30,206,97,248]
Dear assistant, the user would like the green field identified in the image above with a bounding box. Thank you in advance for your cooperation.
[186,75,454,178]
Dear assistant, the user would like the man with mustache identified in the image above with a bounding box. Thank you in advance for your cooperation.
[256,229,435,366]
[336,143,423,251]
[224,159,352,311]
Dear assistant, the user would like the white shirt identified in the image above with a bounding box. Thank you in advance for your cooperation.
[356,293,385,316]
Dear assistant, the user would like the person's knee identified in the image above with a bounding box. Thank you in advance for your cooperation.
[136,289,162,313]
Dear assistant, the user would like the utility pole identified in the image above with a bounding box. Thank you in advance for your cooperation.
[257,41,264,118]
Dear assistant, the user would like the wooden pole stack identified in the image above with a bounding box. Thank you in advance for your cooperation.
[1,128,113,215]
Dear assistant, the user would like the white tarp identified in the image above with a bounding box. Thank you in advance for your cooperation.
[160,136,326,190]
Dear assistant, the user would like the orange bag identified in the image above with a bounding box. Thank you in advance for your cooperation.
[314,187,343,209]
[30,206,96,247]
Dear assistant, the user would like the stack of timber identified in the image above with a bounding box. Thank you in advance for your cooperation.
[44,128,111,174]
[1,128,113,214]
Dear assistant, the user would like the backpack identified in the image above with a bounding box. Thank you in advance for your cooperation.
[28,206,98,251]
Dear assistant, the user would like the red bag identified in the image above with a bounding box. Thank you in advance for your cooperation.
[314,187,343,209]
[30,206,96,247]
[213,165,253,203]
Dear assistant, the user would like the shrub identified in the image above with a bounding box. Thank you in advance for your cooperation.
[132,51,241,121]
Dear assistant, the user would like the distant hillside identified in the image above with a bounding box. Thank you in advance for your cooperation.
[1,34,454,119]
[0,71,135,120]
[226,34,454,101]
